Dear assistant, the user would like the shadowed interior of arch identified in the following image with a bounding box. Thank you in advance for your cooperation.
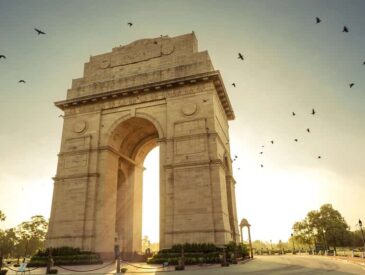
[109,117,160,257]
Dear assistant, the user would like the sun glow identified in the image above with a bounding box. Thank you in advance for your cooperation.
[142,147,160,244]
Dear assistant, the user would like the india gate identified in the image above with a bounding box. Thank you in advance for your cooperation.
[46,33,239,258]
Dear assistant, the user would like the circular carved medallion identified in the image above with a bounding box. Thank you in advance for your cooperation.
[182,103,197,116]
[73,120,87,133]
[161,39,174,55]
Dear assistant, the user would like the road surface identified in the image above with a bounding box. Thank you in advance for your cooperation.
[4,255,365,274]
[158,255,365,275]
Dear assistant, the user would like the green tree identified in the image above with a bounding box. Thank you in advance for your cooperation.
[142,235,151,251]
[0,228,17,257]
[16,215,48,257]
[292,204,350,251]
[0,210,5,222]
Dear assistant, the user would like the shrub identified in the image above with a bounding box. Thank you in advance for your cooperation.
[28,247,102,267]
[147,242,249,266]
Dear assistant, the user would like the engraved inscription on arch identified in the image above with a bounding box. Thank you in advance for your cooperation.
[174,119,206,137]
[64,153,88,169]
[175,137,206,155]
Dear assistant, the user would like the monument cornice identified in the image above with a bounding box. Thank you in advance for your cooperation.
[55,70,235,120]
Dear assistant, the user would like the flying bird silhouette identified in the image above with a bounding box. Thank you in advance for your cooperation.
[34,28,46,35]
[0,55,6,59]
[292,112,296,116]
[307,128,310,133]
[315,17,321,24]
[349,83,355,88]
[343,26,349,32]
[232,83,236,87]
[260,164,264,168]
[238,53,244,60]
[270,140,274,144]
[318,156,322,159]
[127,22,133,27]
[259,152,263,155]
[234,155,238,159]
[18,80,26,83]
[294,139,298,142]
[311,109,316,115]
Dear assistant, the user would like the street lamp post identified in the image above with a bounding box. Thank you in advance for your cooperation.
[359,219,365,257]
[323,229,328,253]
[270,240,273,255]
[291,233,295,254]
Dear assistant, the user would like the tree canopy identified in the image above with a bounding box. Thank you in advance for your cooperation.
[292,204,350,250]
[0,214,48,257]
[0,210,5,222]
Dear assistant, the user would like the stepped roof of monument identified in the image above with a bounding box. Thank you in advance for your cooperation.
[55,33,235,120]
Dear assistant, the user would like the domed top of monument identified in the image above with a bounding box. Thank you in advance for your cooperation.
[240,218,251,227]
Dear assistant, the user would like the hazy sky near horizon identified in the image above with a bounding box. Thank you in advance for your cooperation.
[0,0,364,244]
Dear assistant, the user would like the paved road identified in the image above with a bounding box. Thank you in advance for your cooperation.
[5,255,365,274]
[156,255,365,275]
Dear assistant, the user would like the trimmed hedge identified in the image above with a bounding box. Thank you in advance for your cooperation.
[147,242,249,266]
[28,247,102,267]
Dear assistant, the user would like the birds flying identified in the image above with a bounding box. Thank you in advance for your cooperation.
[315,17,321,24]
[270,140,274,144]
[127,22,133,27]
[260,164,264,168]
[18,80,26,83]
[349,83,355,88]
[294,139,298,142]
[292,112,296,116]
[34,28,46,35]
[307,128,310,133]
[238,53,244,60]
[311,109,316,115]
[343,26,349,33]
[0,55,6,59]
[232,83,236,87]
[318,156,322,159]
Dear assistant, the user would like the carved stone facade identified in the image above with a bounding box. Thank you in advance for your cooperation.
[46,33,239,259]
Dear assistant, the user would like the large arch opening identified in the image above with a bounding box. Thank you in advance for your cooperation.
[108,117,160,258]
[141,147,160,252]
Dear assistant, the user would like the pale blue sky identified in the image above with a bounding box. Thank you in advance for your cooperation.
[0,0,364,243]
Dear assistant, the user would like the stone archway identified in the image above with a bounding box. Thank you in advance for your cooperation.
[46,33,240,259]
[110,117,159,258]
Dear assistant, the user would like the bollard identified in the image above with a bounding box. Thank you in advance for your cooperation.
[221,247,229,267]
[114,244,121,274]
[116,254,121,274]
[46,248,54,274]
